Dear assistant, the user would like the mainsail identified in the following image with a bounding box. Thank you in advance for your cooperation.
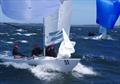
[44,0,72,46]
[1,0,60,20]
[58,0,72,36]
[96,0,120,29]
[44,11,63,46]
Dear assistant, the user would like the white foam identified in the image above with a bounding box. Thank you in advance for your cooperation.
[1,40,13,44]
[6,41,13,44]
[13,33,22,35]
[3,62,32,69]
[16,29,24,32]
[13,33,36,36]
[30,64,63,81]
[72,63,97,78]
[24,33,36,36]
[20,40,28,43]
[81,35,115,40]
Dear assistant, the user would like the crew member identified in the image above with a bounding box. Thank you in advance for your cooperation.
[31,44,43,58]
[46,44,57,57]
[12,44,24,59]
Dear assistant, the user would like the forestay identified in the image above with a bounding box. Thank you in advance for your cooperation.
[1,0,60,20]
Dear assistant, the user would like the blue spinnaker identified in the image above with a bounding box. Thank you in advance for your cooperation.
[1,0,60,20]
[96,0,120,29]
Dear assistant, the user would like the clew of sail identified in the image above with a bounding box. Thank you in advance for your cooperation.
[1,0,60,20]
[57,29,75,59]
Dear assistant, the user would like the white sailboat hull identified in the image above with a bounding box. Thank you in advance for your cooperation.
[83,35,111,40]
[0,56,80,73]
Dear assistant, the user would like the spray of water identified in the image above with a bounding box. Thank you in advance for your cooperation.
[72,63,97,78]
[30,64,64,81]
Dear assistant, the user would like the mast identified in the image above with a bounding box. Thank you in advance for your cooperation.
[43,18,46,56]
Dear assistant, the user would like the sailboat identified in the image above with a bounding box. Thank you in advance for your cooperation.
[91,26,108,40]
[95,0,120,40]
[86,0,120,40]
[0,0,80,73]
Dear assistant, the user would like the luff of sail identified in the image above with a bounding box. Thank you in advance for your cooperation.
[1,0,60,20]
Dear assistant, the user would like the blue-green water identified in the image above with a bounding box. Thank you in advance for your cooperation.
[0,23,120,84]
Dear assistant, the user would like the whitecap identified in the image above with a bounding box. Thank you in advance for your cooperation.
[1,40,13,44]
[72,63,97,78]
[13,33,22,35]
[16,29,24,32]
[6,41,13,44]
[24,33,36,36]
[20,40,28,43]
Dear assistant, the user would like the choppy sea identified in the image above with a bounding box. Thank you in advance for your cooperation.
[0,23,120,84]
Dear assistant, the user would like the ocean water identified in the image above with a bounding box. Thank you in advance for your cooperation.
[0,23,120,84]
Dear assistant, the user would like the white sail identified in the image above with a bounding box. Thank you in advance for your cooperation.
[58,0,72,36]
[57,29,75,59]
[44,11,63,46]
[44,0,72,46]
[57,0,75,58]
[1,0,60,20]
